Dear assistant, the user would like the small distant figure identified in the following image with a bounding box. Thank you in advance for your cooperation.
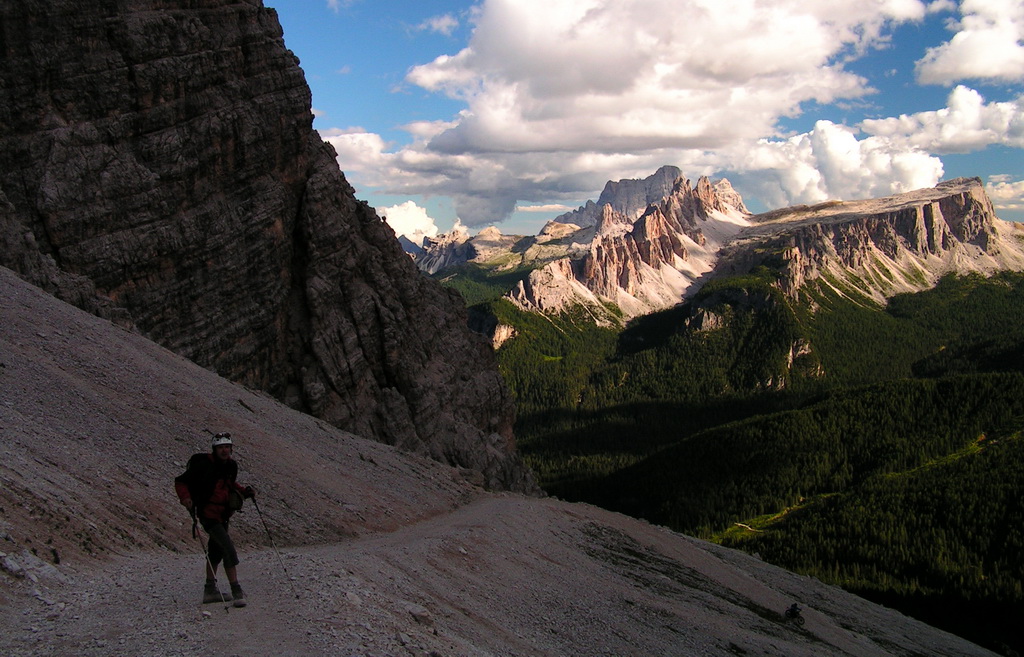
[784,602,805,626]
[174,432,255,607]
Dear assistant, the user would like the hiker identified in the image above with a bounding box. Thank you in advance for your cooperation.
[174,432,255,607]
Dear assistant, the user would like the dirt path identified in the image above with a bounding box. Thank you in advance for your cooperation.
[0,495,996,657]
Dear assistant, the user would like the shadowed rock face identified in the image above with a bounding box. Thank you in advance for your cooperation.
[0,0,535,492]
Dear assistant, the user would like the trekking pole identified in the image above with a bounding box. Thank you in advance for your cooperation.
[251,497,300,599]
[191,508,230,613]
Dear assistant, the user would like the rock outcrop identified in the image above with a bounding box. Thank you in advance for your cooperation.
[537,220,582,241]
[715,178,1024,303]
[510,174,751,320]
[0,0,534,492]
[416,224,526,275]
[416,224,474,275]
[510,257,605,316]
[555,165,685,227]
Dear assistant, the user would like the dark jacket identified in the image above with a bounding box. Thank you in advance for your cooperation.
[174,453,246,522]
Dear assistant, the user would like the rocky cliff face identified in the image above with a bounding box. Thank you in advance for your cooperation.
[662,178,1024,392]
[510,175,751,320]
[715,178,1024,303]
[416,224,474,275]
[0,0,534,492]
[416,224,528,275]
[554,164,684,227]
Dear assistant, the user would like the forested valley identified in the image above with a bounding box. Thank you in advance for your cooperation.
[441,265,1024,655]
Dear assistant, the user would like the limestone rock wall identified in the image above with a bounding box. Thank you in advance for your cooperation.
[0,0,534,492]
[510,174,750,319]
[717,178,1024,303]
[553,165,683,227]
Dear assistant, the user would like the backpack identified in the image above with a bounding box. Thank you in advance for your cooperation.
[176,453,240,514]
[227,487,245,512]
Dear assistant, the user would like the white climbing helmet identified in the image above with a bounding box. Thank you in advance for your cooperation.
[211,432,233,448]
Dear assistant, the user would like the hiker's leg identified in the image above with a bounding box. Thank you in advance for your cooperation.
[203,520,239,575]
[206,531,224,574]
[200,520,234,574]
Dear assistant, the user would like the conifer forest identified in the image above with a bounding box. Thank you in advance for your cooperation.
[443,268,1024,654]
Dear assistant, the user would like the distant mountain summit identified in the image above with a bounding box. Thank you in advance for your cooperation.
[715,177,1024,304]
[554,165,690,227]
[511,175,751,320]
[418,223,525,275]
[416,167,751,323]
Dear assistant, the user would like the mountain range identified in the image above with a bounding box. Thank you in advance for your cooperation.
[415,170,1024,336]
[0,1,1020,655]
[416,166,753,323]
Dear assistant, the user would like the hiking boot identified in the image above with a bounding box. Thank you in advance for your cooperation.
[230,583,246,608]
[202,582,231,604]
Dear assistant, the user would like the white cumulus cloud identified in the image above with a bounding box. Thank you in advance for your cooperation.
[926,0,957,14]
[417,14,460,36]
[727,121,944,208]
[407,0,928,156]
[859,86,1024,153]
[384,0,936,223]
[987,176,1024,213]
[379,201,441,246]
[321,128,391,173]
[316,0,1023,225]
[916,0,1024,84]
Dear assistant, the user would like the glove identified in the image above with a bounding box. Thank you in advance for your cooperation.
[243,486,255,499]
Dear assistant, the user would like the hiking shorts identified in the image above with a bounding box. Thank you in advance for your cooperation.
[200,518,239,569]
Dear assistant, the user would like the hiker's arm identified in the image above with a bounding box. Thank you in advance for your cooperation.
[174,478,192,508]
[232,480,256,499]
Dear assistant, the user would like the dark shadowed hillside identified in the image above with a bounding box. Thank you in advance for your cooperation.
[0,0,532,492]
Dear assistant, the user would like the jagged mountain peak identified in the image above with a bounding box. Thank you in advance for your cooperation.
[597,164,684,218]
[414,167,753,327]
[552,165,685,228]
[712,177,749,214]
[594,203,634,238]
[508,170,752,321]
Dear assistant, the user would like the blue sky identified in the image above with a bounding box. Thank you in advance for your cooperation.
[270,0,1024,242]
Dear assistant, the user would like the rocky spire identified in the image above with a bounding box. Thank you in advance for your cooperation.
[509,171,751,319]
[553,165,684,227]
